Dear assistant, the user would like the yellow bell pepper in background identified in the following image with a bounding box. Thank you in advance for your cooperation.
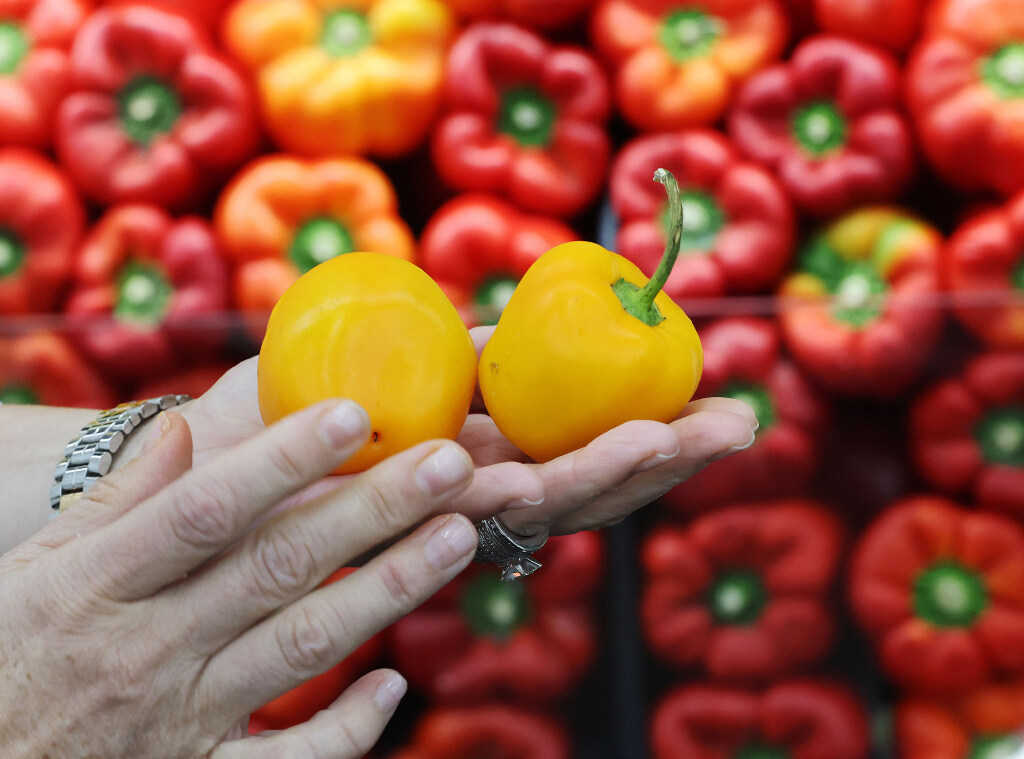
[223,0,454,158]
[257,252,477,474]
[479,169,704,463]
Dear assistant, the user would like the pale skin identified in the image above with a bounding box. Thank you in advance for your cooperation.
[0,326,756,758]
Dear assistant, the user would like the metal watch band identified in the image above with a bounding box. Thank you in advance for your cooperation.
[50,394,191,513]
[473,516,548,582]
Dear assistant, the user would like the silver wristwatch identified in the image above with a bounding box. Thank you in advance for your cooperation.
[474,516,548,581]
[50,394,191,513]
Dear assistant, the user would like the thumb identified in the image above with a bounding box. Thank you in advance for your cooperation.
[2,412,194,566]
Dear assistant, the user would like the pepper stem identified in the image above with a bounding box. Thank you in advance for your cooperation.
[460,573,531,640]
[969,735,1023,759]
[611,168,682,326]
[0,22,28,75]
[0,384,39,405]
[734,745,790,759]
[0,229,25,278]
[1012,260,1024,291]
[914,562,988,628]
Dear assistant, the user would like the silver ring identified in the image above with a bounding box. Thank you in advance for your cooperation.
[473,516,547,582]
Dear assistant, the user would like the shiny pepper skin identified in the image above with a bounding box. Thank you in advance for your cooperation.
[479,170,703,462]
[258,252,477,473]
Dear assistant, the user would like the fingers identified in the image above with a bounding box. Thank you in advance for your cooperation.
[198,514,476,719]
[501,409,756,539]
[213,670,407,759]
[69,399,371,602]
[446,460,545,521]
[677,396,760,429]
[163,439,475,648]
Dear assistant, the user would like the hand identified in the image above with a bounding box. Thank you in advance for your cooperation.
[180,328,756,546]
[0,401,479,758]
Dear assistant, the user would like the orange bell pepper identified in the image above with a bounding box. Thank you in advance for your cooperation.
[213,155,415,316]
[223,0,454,158]
[589,0,788,132]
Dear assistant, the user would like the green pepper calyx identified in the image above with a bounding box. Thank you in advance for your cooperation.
[475,275,519,326]
[115,260,173,326]
[734,744,790,759]
[321,9,373,57]
[799,238,888,327]
[613,168,682,327]
[119,76,182,146]
[290,218,354,274]
[0,384,39,405]
[709,570,767,625]
[982,43,1024,100]
[0,228,26,278]
[723,381,775,432]
[659,9,723,62]
[0,21,28,75]
[969,734,1023,759]
[976,405,1024,467]
[461,573,531,640]
[914,561,988,628]
[792,101,848,156]
[498,87,556,148]
[1012,260,1024,291]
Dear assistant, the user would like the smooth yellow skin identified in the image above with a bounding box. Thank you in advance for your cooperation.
[258,252,477,473]
[479,241,704,463]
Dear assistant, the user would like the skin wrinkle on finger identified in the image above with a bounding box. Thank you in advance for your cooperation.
[157,441,475,653]
[196,514,475,719]
[67,401,370,603]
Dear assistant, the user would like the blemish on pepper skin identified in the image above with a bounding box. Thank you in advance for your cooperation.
[372,431,380,443]
[490,362,499,374]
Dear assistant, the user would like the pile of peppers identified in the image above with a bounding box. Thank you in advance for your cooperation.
[2,0,1024,756]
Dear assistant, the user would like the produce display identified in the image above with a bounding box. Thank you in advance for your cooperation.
[2,0,1024,756]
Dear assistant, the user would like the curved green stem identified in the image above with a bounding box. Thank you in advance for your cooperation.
[611,168,682,327]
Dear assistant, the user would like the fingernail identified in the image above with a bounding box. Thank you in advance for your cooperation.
[141,413,172,455]
[710,429,757,461]
[318,400,369,450]
[424,516,477,569]
[373,673,407,712]
[635,445,680,473]
[415,445,472,496]
[505,496,545,510]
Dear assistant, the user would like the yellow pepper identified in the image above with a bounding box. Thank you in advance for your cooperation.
[223,0,454,157]
[257,252,477,473]
[479,169,703,463]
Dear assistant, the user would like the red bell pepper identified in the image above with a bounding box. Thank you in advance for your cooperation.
[943,189,1024,349]
[910,352,1024,521]
[610,130,795,300]
[387,532,604,704]
[0,148,85,315]
[650,680,871,759]
[419,194,577,328]
[814,0,924,53]
[728,35,915,219]
[249,568,384,731]
[659,317,830,513]
[65,205,231,382]
[388,706,571,759]
[0,331,115,408]
[590,0,788,133]
[895,680,1024,759]
[641,500,842,685]
[0,0,88,148]
[906,0,1024,197]
[55,4,259,210]
[443,0,589,29]
[849,496,1024,695]
[431,22,611,218]
[778,206,945,398]
[100,0,231,29]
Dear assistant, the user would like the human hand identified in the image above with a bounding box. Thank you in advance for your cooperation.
[0,401,479,758]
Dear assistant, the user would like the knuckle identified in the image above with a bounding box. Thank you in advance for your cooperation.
[358,479,411,536]
[166,477,238,550]
[250,529,319,602]
[266,445,309,486]
[378,559,421,607]
[334,718,375,758]
[275,606,339,679]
